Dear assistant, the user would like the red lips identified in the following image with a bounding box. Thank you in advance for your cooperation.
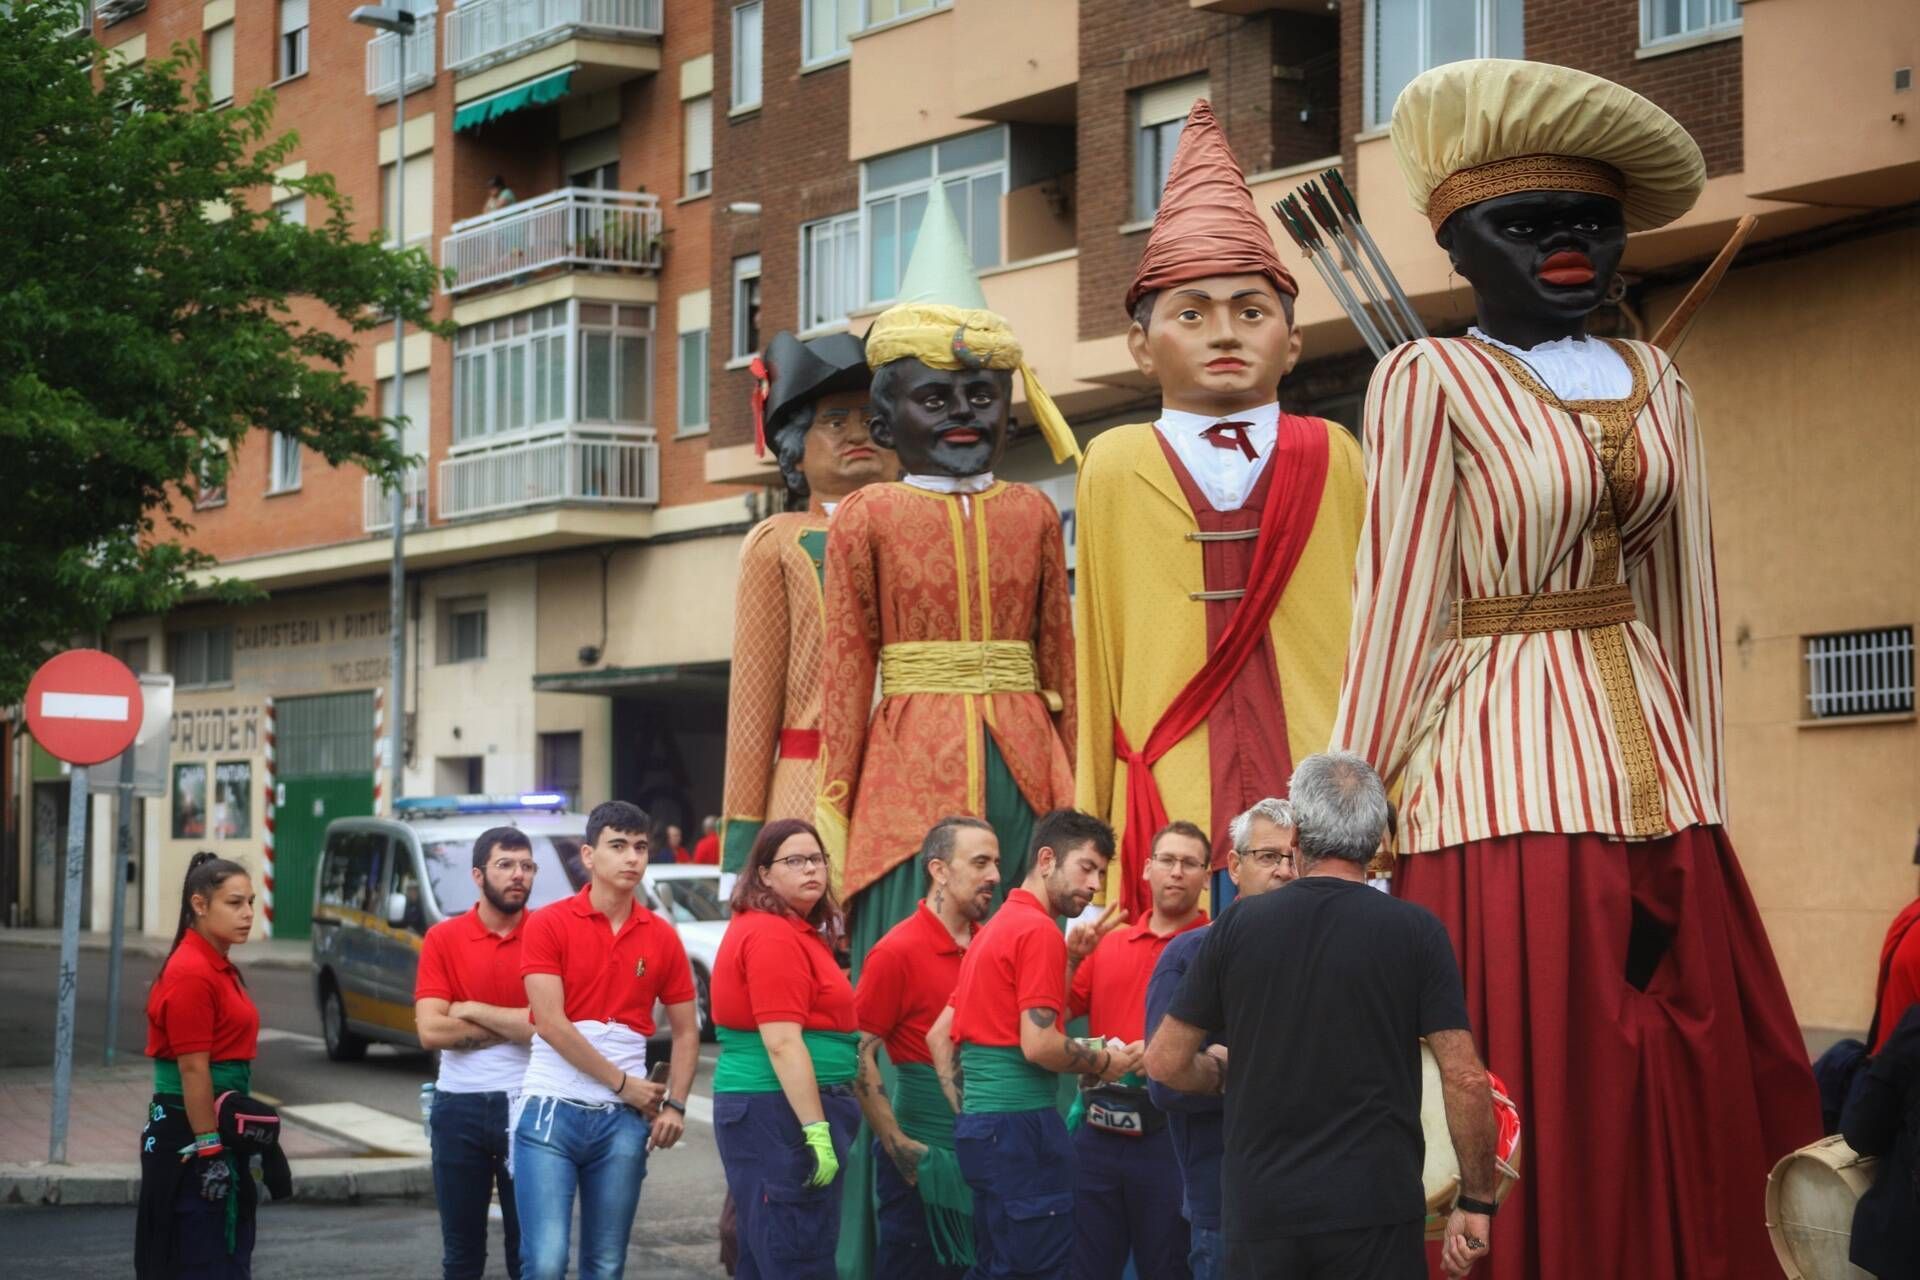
[1206,357,1247,372]
[1538,250,1596,287]
[941,428,984,445]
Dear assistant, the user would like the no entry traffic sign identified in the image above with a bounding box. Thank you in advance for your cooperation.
[26,650,144,766]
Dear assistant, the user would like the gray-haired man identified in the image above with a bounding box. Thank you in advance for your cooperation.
[1147,754,1500,1280]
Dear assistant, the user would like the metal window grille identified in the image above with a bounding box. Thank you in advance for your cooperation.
[279,691,376,777]
[1805,627,1915,719]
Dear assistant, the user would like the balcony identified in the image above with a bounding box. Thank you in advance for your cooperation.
[364,470,430,534]
[442,188,662,296]
[444,0,661,79]
[439,432,659,520]
[366,15,437,102]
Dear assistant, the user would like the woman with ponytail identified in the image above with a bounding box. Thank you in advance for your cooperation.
[135,852,261,1279]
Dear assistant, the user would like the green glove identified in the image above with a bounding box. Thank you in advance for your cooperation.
[802,1121,839,1188]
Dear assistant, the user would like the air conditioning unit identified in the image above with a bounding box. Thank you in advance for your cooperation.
[97,0,146,27]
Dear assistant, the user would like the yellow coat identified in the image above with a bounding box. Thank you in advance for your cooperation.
[1073,419,1366,888]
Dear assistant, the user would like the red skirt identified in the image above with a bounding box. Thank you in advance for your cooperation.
[1397,826,1820,1280]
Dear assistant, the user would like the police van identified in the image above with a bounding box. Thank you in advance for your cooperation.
[309,794,728,1060]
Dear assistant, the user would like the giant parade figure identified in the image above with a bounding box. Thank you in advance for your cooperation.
[1075,100,1366,916]
[1331,59,1820,1278]
[719,330,895,873]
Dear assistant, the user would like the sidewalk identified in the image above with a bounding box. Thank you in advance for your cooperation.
[0,1064,430,1206]
[0,928,310,971]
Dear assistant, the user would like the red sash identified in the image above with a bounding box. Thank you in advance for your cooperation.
[1112,415,1331,917]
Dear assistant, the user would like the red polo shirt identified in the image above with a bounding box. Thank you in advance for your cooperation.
[145,929,260,1061]
[416,907,528,1007]
[951,888,1066,1048]
[521,886,696,1037]
[712,908,856,1033]
[693,834,720,865]
[1068,911,1209,1044]
[856,901,970,1066]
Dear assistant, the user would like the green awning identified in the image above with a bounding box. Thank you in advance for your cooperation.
[453,68,576,133]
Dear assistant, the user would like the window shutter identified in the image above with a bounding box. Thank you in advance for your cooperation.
[684,96,713,178]
[1136,76,1208,128]
[207,23,235,103]
[280,0,308,34]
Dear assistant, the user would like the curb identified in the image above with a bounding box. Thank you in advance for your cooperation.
[0,932,310,971]
[0,1158,432,1207]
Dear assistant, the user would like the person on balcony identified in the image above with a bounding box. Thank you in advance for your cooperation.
[483,176,516,214]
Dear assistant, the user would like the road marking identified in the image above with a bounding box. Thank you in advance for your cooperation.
[282,1101,430,1157]
[683,1094,713,1125]
[258,1027,328,1048]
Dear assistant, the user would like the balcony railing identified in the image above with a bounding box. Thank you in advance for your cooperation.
[364,470,430,533]
[366,15,437,101]
[441,187,662,295]
[438,433,659,520]
[443,0,662,74]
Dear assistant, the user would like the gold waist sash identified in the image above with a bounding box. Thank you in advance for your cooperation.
[1452,582,1637,639]
[879,641,1061,710]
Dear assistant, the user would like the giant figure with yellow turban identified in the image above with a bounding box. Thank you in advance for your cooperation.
[1332,60,1819,1278]
[1075,100,1366,919]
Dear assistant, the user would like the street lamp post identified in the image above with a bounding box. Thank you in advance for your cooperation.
[351,4,417,812]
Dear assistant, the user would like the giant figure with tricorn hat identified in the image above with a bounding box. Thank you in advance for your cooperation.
[718,330,896,873]
[1331,59,1820,1278]
[1074,99,1367,919]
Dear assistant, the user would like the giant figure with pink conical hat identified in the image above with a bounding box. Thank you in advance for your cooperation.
[1074,100,1367,918]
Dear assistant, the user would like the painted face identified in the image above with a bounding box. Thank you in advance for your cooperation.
[1442,190,1629,338]
[1144,832,1208,918]
[1228,815,1298,897]
[933,826,1002,923]
[195,874,255,947]
[871,359,1012,478]
[1127,273,1300,418]
[1041,842,1108,919]
[582,827,648,891]
[474,842,536,914]
[760,830,828,915]
[800,388,894,503]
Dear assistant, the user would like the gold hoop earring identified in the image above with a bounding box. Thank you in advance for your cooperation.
[1604,274,1629,306]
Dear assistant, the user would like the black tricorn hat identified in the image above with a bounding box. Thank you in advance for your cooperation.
[755,330,871,454]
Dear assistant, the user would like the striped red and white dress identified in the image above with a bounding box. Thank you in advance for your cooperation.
[1335,335,1818,1280]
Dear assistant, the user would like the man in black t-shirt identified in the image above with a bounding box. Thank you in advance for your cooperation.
[1145,752,1500,1280]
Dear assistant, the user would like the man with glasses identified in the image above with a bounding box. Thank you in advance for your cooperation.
[1063,821,1213,1279]
[1144,799,1298,1280]
[414,828,542,1280]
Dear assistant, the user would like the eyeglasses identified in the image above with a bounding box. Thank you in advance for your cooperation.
[772,853,827,871]
[1149,854,1208,873]
[1238,848,1295,870]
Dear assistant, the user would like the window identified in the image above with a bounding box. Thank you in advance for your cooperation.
[1132,77,1208,221]
[206,21,234,105]
[382,369,431,458]
[800,211,861,332]
[862,127,1007,304]
[730,2,762,111]
[435,756,485,792]
[114,637,151,673]
[269,431,302,493]
[380,150,434,249]
[454,302,654,442]
[731,255,762,360]
[168,625,234,689]
[865,0,946,24]
[194,447,228,508]
[279,0,309,79]
[684,95,713,196]
[439,596,488,663]
[805,0,859,64]
[319,832,389,914]
[1805,627,1915,720]
[577,303,653,425]
[1366,0,1524,127]
[538,732,583,811]
[678,328,709,432]
[273,195,306,226]
[212,761,252,840]
[1641,0,1740,46]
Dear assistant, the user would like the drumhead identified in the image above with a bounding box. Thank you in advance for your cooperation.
[1765,1135,1877,1280]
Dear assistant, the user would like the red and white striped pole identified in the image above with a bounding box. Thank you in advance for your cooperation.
[373,685,386,815]
[260,696,276,939]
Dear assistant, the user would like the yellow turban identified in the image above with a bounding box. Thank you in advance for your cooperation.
[866,301,1082,468]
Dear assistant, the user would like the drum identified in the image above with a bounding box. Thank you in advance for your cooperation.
[1765,1134,1877,1280]
[1419,1042,1523,1240]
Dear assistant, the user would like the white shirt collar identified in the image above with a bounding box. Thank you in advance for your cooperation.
[1156,401,1282,438]
[820,500,839,517]
[900,472,997,495]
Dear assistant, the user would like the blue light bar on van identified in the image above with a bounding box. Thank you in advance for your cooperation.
[393,793,569,815]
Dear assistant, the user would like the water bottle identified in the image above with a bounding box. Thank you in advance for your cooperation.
[419,1082,436,1139]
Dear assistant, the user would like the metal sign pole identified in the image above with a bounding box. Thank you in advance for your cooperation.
[104,752,134,1066]
[50,763,91,1165]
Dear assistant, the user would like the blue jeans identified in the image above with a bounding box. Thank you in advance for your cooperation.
[713,1086,862,1280]
[1187,1224,1224,1280]
[955,1108,1075,1280]
[430,1089,520,1280]
[513,1096,651,1280]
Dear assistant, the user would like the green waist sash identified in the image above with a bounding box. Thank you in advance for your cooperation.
[713,1026,860,1093]
[152,1058,253,1097]
[893,1062,956,1148]
[959,1043,1055,1115]
[891,1062,974,1268]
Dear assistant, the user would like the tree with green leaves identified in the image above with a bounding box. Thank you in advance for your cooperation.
[0,4,443,703]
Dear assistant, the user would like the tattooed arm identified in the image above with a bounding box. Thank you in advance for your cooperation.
[927,1006,963,1113]
[414,997,507,1051]
[854,1033,929,1186]
[1018,1006,1142,1081]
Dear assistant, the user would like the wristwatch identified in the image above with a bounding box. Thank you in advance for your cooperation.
[1455,1194,1499,1217]
[661,1097,688,1116]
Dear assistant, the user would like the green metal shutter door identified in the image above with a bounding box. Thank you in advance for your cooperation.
[274,692,376,940]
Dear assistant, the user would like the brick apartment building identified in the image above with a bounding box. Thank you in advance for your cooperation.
[8,0,1919,1036]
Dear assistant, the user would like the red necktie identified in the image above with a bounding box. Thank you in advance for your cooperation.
[1200,420,1259,462]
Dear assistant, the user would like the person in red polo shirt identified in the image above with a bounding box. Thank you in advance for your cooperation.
[693,816,721,866]
[928,810,1142,1280]
[711,817,861,1279]
[853,816,1002,1279]
[514,801,700,1280]
[414,827,541,1280]
[137,852,261,1280]
[1065,820,1211,1279]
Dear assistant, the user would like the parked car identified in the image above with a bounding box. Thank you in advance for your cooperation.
[309,795,721,1062]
